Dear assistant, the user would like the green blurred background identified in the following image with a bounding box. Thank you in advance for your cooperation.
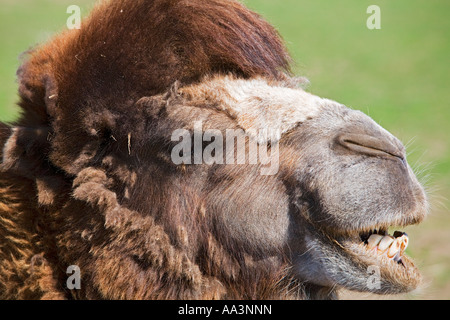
[0,0,448,299]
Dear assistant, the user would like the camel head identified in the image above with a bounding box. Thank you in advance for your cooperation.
[146,74,428,298]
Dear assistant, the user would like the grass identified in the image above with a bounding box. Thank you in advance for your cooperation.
[0,0,449,298]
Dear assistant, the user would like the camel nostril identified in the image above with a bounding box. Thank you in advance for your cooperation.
[336,133,405,162]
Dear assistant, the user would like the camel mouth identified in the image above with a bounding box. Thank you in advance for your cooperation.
[357,229,409,266]
[336,226,423,293]
[339,227,415,269]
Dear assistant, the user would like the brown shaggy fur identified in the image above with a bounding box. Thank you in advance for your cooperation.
[0,0,303,300]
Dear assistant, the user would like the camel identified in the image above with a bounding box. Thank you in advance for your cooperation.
[0,0,427,299]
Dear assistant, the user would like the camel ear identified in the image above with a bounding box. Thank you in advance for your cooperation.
[15,49,58,126]
[0,124,67,207]
[0,48,57,174]
[1,125,52,179]
[0,122,12,155]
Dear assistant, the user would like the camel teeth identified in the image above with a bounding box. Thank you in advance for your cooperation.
[397,234,409,254]
[361,232,409,255]
[366,234,383,250]
[361,230,409,263]
[387,237,403,258]
[377,235,394,253]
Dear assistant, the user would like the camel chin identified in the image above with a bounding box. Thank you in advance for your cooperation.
[294,223,424,294]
